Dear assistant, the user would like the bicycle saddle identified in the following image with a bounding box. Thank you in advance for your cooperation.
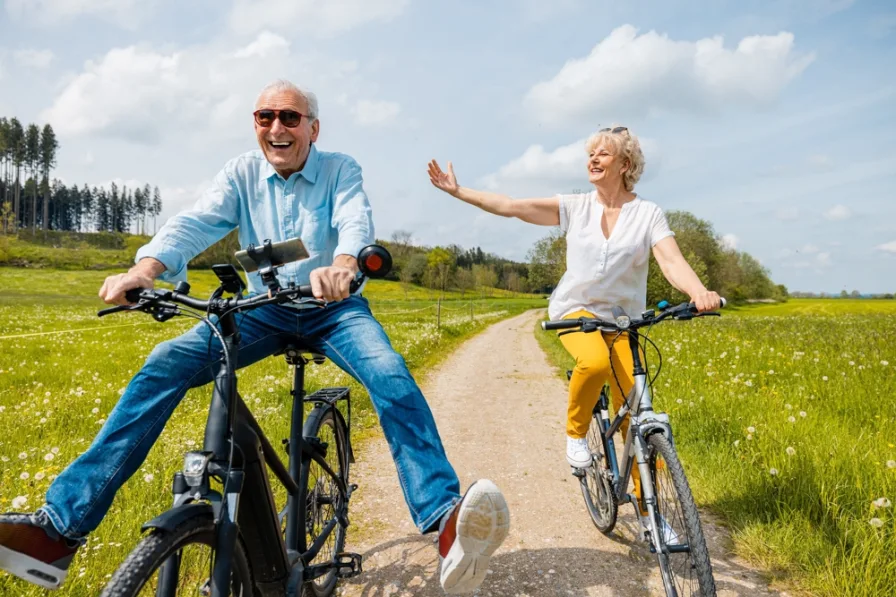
[278,343,327,365]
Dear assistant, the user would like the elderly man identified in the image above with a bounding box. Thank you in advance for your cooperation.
[0,80,509,594]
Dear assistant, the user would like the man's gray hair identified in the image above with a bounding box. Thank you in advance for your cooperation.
[256,79,319,121]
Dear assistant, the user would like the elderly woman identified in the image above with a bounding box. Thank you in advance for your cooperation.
[428,126,720,524]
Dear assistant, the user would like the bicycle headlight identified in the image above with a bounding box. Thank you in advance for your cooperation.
[183,451,212,487]
[615,315,631,330]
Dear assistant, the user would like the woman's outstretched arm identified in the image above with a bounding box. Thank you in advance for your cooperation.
[428,159,560,226]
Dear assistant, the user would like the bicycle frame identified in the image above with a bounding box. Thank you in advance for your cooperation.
[150,309,352,597]
[591,331,679,552]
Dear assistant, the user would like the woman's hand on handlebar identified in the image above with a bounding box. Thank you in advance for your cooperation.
[689,290,722,313]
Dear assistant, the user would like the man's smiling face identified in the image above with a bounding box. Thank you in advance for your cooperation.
[254,88,319,178]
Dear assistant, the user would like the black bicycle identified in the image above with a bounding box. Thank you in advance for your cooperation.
[97,240,392,597]
[543,299,726,597]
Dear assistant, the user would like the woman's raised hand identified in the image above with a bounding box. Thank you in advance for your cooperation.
[428,159,459,195]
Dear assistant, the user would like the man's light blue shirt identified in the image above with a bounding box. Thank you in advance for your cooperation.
[136,145,375,294]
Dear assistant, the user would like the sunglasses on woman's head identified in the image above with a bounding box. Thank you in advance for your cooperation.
[253,109,308,128]
[599,126,628,134]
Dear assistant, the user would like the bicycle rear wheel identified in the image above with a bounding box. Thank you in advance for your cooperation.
[100,510,253,597]
[646,433,715,597]
[298,405,349,597]
[580,399,618,533]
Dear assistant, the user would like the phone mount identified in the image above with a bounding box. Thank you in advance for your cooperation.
[245,240,280,292]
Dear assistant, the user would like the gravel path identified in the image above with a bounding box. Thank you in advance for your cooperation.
[338,310,785,596]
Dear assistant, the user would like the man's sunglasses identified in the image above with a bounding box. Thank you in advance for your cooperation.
[599,126,628,134]
[253,109,309,128]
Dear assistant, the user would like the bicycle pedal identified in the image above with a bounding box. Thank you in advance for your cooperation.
[334,552,363,578]
[570,466,586,478]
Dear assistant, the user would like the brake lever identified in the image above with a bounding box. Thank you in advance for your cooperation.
[97,304,142,317]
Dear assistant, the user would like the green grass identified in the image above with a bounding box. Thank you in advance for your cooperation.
[0,267,544,596]
[536,299,896,596]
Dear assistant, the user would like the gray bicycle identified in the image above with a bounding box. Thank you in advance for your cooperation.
[543,299,726,597]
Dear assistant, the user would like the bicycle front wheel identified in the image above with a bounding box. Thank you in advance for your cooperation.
[646,433,715,597]
[581,410,618,533]
[100,510,253,597]
[299,405,349,597]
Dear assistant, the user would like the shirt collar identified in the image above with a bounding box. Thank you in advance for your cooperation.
[261,144,320,184]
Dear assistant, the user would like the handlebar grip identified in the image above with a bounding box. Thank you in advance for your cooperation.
[297,284,315,298]
[125,288,149,303]
[542,319,583,331]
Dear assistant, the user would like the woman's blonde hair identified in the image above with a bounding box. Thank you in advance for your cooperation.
[585,126,645,191]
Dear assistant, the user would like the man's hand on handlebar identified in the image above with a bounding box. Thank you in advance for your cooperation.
[689,290,722,313]
[309,265,356,302]
[99,259,164,306]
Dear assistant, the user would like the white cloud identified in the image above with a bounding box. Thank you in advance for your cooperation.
[816,252,832,266]
[41,33,356,144]
[5,0,153,27]
[823,204,852,220]
[228,0,409,37]
[877,240,896,254]
[478,135,660,196]
[352,99,401,127]
[525,25,814,125]
[720,234,739,250]
[233,32,290,59]
[800,243,820,254]
[14,48,55,68]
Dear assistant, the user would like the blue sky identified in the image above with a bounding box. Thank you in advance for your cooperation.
[1,0,894,293]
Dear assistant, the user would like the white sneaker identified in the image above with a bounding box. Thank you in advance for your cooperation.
[438,479,510,594]
[640,514,680,545]
[566,436,592,468]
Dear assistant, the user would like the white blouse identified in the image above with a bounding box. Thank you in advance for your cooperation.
[548,193,674,321]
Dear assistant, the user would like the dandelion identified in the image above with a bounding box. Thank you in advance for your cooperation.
[18,452,27,460]
[786,446,796,456]
[676,398,683,404]
[91,407,100,414]
[747,434,754,441]
[788,416,796,423]
[51,447,59,454]
[35,472,45,481]
[768,370,775,375]
[20,472,30,480]
[43,453,55,462]
[747,426,756,434]
[873,498,892,509]
[93,397,99,403]
[733,440,741,447]
[769,468,778,476]
[143,473,154,483]
[869,518,884,528]
[887,460,896,469]
[744,380,753,387]
[11,496,27,509]
[800,411,807,418]
[822,376,829,381]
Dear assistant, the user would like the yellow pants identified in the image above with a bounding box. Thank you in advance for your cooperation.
[559,310,646,511]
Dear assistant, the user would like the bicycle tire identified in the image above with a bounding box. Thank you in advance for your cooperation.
[581,411,618,533]
[646,432,715,597]
[299,405,349,597]
[100,510,253,597]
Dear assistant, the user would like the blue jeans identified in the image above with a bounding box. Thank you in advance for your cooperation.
[42,296,460,538]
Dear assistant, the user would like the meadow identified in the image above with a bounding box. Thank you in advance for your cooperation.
[536,299,896,597]
[0,266,544,596]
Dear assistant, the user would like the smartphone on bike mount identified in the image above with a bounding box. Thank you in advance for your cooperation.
[234,238,309,272]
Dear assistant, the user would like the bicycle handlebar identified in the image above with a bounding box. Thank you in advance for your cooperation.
[541,297,727,332]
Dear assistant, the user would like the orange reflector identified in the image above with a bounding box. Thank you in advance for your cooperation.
[365,254,383,271]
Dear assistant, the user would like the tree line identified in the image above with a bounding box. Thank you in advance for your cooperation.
[0,116,164,234]
[527,210,788,304]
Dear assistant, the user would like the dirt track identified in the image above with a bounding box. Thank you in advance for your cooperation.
[339,310,785,596]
